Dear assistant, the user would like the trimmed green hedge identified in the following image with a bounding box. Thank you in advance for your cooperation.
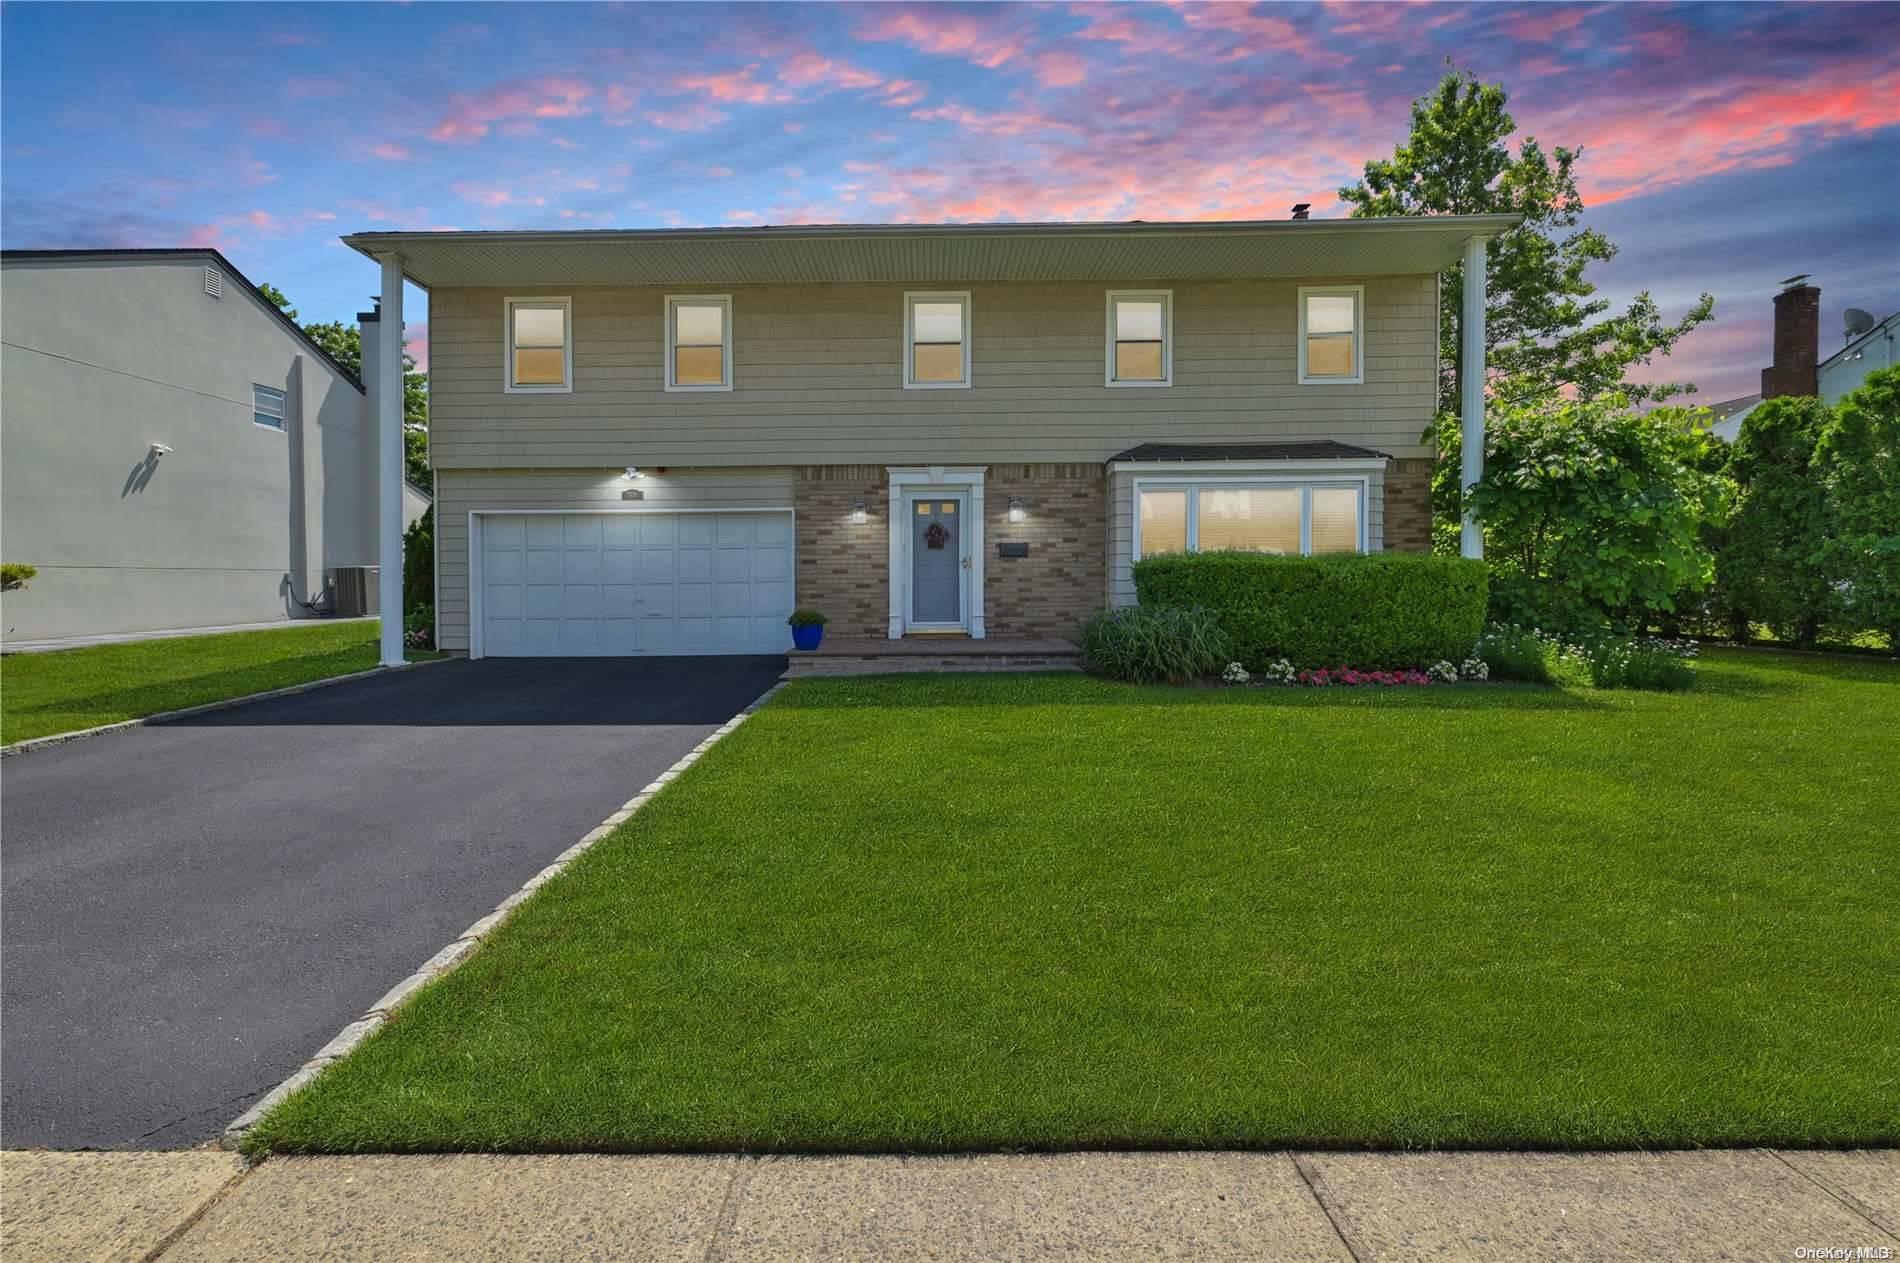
[1132,551,1488,668]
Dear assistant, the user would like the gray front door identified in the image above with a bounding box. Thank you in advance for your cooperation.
[911,496,963,626]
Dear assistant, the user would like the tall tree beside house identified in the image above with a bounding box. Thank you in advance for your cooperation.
[1340,69,1715,547]
[1815,368,1900,652]
[1718,395,1835,646]
[262,288,431,490]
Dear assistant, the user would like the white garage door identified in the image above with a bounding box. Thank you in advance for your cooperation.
[478,511,793,656]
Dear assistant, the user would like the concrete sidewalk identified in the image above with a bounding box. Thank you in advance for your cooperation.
[4,1148,1894,1262]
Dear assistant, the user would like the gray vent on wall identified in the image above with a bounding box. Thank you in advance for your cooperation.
[203,267,222,298]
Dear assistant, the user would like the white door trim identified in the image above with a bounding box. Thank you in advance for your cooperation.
[885,466,985,640]
[467,506,795,660]
[902,489,971,632]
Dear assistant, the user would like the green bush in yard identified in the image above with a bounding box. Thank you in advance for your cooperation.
[1817,367,1900,653]
[1133,551,1487,669]
[1078,605,1229,684]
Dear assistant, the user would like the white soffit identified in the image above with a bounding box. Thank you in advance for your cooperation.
[343,215,1522,289]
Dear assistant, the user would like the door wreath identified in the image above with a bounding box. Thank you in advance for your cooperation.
[924,522,949,550]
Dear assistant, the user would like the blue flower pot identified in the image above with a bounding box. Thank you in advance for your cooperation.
[791,624,824,651]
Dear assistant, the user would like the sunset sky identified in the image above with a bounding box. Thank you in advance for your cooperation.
[3,1,1895,403]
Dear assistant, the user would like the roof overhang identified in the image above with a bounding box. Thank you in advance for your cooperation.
[342,215,1521,290]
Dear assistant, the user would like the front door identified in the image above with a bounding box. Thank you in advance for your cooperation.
[909,494,966,628]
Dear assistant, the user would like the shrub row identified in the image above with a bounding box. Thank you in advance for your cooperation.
[1131,551,1488,670]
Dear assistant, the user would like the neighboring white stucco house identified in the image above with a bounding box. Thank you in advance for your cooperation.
[1,249,385,640]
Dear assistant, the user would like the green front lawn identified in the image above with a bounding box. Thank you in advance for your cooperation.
[250,649,1900,1153]
[1,621,409,745]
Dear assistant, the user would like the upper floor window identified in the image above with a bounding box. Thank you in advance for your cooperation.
[505,297,571,393]
[252,384,286,430]
[1107,291,1171,387]
[1298,285,1363,385]
[904,292,970,389]
[666,295,732,392]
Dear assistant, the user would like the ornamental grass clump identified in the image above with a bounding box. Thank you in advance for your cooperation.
[1078,605,1229,685]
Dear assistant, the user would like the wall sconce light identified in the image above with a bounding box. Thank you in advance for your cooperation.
[850,500,868,525]
[623,465,645,480]
[1007,496,1025,523]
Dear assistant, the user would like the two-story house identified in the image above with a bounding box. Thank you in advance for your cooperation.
[344,216,1514,660]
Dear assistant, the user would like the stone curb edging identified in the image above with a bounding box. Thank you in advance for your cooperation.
[0,658,446,759]
[220,680,789,1148]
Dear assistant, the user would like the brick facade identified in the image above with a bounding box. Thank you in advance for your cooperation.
[792,464,1105,641]
[984,464,1107,639]
[793,466,889,638]
[1762,283,1820,399]
[1383,457,1435,552]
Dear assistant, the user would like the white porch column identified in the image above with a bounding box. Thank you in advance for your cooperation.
[377,253,405,666]
[1459,235,1488,560]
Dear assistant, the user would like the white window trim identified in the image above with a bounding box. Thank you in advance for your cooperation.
[903,291,972,390]
[1105,289,1172,388]
[664,293,734,393]
[1297,284,1365,386]
[1131,474,1371,559]
[252,384,287,432]
[503,296,573,394]
[885,466,986,638]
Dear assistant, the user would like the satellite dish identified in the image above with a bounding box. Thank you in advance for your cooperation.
[1844,308,1876,338]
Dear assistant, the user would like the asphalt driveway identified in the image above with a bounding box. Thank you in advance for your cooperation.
[1,656,786,1149]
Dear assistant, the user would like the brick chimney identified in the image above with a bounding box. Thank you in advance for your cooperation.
[1761,281,1820,398]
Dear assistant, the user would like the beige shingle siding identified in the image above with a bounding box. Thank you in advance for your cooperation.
[428,276,1437,469]
[433,467,792,651]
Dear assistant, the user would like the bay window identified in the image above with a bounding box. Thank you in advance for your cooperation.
[1135,481,1366,558]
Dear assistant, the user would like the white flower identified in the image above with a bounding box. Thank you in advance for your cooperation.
[1427,660,1459,684]
[1459,657,1490,681]
[1221,661,1251,684]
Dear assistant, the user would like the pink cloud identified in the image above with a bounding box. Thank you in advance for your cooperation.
[783,121,805,134]
[676,65,793,105]
[370,142,411,161]
[405,322,429,374]
[428,75,593,144]
[855,6,1026,68]
[1033,51,1090,87]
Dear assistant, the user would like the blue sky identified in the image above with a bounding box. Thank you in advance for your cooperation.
[3,1,1896,400]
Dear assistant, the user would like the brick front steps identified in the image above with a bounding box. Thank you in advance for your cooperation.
[784,636,1082,677]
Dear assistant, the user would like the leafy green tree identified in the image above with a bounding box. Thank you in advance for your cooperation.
[1465,396,1729,633]
[1816,367,1900,651]
[1719,396,1835,646]
[403,504,434,613]
[1341,69,1715,547]
[257,283,297,322]
[1341,68,1713,415]
[262,286,430,488]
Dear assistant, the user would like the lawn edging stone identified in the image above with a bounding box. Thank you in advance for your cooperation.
[221,679,789,1151]
[0,656,445,758]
